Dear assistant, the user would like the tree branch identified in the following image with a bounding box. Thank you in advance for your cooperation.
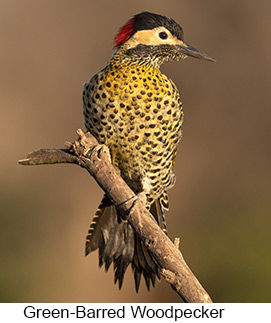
[19,129,212,303]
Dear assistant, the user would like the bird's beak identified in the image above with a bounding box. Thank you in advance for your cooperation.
[177,41,216,62]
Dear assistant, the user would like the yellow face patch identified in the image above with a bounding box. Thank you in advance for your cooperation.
[126,26,187,49]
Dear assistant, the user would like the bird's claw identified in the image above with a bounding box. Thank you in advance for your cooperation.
[85,144,112,162]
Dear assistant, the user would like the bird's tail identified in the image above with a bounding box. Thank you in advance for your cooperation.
[85,193,167,291]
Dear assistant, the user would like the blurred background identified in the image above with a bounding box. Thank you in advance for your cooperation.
[0,0,270,302]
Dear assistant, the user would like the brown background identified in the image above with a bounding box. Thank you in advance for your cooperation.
[1,0,270,302]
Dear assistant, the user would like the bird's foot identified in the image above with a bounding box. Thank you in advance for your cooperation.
[86,144,112,162]
[137,191,147,206]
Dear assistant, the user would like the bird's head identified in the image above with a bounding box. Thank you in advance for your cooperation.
[113,12,215,67]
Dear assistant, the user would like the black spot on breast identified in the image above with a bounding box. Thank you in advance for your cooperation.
[143,84,149,89]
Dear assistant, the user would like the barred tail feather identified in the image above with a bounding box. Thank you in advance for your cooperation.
[151,192,168,235]
[86,192,168,291]
[85,195,113,255]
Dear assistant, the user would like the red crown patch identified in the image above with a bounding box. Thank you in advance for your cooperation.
[114,19,135,48]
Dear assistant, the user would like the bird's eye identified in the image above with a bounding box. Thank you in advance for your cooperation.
[158,31,168,40]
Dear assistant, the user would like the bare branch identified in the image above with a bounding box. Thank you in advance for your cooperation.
[19,129,212,303]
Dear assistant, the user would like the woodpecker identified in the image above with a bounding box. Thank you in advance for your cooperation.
[82,12,214,291]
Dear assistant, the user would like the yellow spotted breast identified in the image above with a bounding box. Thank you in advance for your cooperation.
[83,61,183,205]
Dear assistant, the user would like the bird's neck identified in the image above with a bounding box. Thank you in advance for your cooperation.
[111,44,163,70]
